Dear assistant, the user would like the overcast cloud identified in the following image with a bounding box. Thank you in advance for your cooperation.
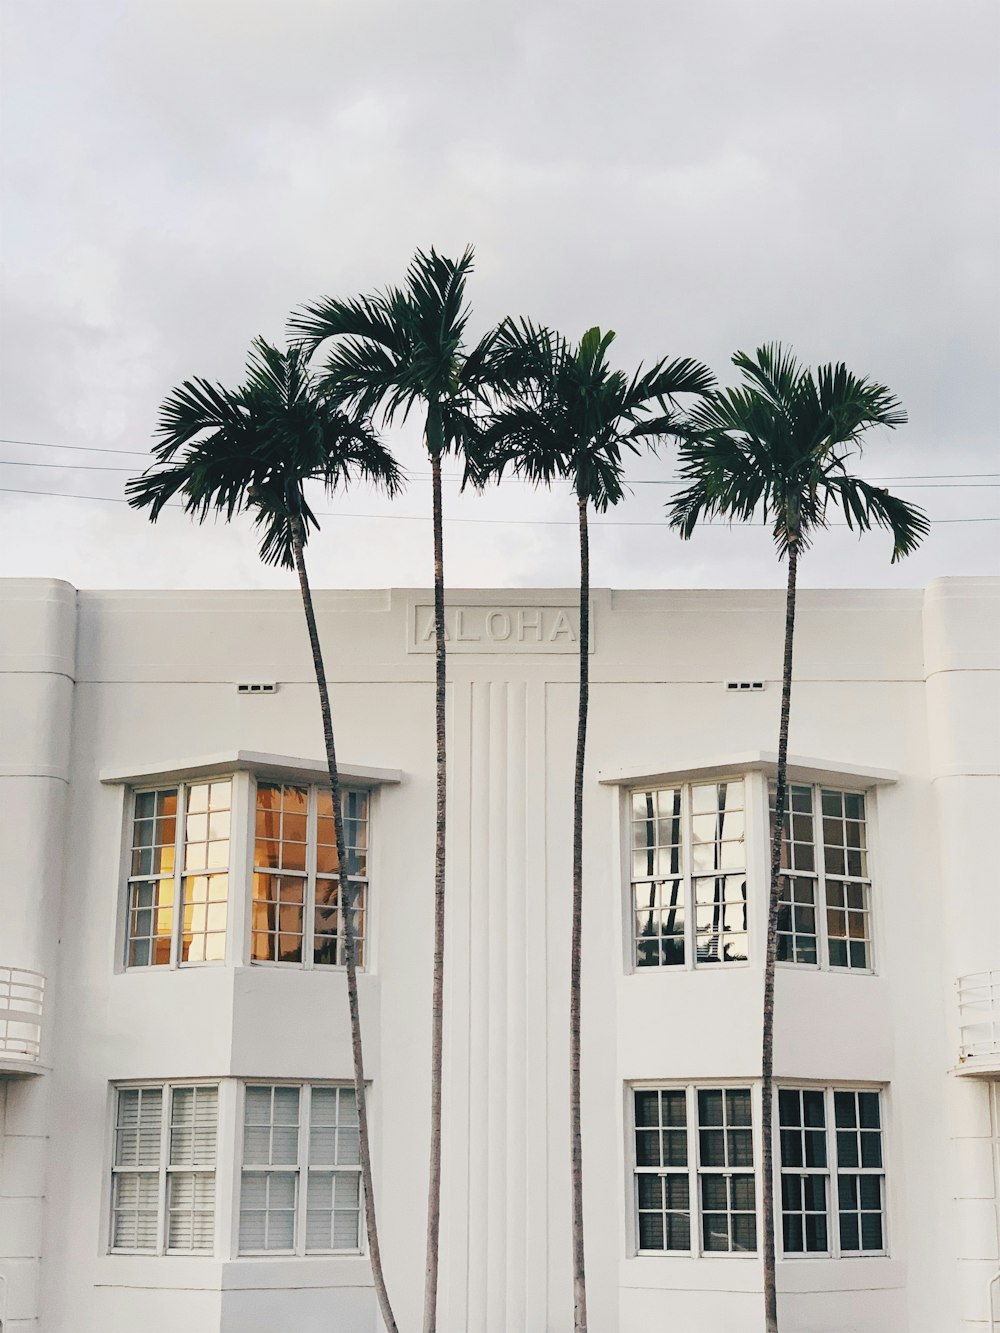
[1,0,997,593]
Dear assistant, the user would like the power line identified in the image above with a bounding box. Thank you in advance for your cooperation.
[1,437,998,485]
[1,485,997,527]
[2,455,999,491]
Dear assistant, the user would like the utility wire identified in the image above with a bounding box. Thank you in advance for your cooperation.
[1,438,998,485]
[1,454,999,490]
[1,485,997,526]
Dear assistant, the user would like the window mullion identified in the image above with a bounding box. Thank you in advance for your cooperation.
[812,787,829,973]
[158,1084,171,1255]
[689,1085,701,1255]
[171,786,185,969]
[298,1083,310,1255]
[827,1087,840,1257]
[683,786,693,973]
[305,789,318,970]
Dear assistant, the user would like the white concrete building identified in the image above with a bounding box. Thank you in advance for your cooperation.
[1,576,998,1333]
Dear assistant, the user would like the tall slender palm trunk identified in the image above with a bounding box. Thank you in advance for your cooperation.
[291,518,399,1333]
[571,491,590,1333]
[762,538,798,1333]
[423,450,448,1333]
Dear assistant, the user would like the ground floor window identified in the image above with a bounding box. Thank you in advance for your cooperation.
[632,1082,888,1260]
[779,1086,886,1256]
[239,1082,362,1255]
[108,1078,363,1258]
[110,1083,218,1253]
[633,1084,757,1255]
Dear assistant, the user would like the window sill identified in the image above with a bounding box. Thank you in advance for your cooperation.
[93,1254,374,1291]
[619,1255,905,1292]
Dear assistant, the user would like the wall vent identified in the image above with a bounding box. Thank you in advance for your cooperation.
[236,682,277,695]
[726,680,764,692]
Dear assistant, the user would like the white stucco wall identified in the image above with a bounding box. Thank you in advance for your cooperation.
[0,578,997,1333]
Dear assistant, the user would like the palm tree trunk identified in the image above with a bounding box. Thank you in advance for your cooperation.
[762,538,798,1333]
[290,516,399,1333]
[571,491,589,1333]
[423,449,447,1333]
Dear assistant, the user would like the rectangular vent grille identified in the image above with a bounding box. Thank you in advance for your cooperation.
[236,682,277,695]
[726,681,764,692]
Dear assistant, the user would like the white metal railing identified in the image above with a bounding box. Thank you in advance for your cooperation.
[958,970,1000,1064]
[0,966,44,1064]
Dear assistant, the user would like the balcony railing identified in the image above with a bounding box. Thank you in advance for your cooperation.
[0,966,44,1071]
[958,970,1000,1072]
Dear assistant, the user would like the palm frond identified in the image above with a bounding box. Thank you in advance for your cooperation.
[668,342,924,564]
[129,341,399,569]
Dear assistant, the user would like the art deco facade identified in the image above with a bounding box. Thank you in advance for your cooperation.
[1,577,997,1332]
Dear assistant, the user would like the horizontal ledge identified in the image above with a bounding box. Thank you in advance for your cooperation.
[100,751,403,789]
[598,751,899,790]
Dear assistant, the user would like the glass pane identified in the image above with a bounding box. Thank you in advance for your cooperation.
[732,1213,757,1252]
[639,1212,664,1249]
[637,1174,662,1209]
[698,1089,724,1126]
[634,1091,660,1128]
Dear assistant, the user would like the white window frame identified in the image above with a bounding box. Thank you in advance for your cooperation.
[108,1081,220,1256]
[628,777,752,972]
[121,774,241,971]
[248,780,371,971]
[631,1082,759,1258]
[236,1081,365,1258]
[776,1084,889,1259]
[771,783,877,974]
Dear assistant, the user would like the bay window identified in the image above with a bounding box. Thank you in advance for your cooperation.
[125,780,231,968]
[771,784,874,971]
[631,779,748,969]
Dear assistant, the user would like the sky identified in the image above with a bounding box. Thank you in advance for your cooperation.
[1,0,997,593]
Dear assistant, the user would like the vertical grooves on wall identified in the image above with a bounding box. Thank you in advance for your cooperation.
[486,681,509,1325]
[444,676,547,1330]
[505,680,527,1329]
[442,679,472,1333]
[525,680,549,1324]
[466,680,492,1329]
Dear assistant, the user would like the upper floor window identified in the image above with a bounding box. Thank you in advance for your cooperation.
[631,779,747,969]
[251,783,369,967]
[110,1083,219,1253]
[125,780,231,967]
[778,1086,886,1256]
[120,772,371,971]
[770,785,873,971]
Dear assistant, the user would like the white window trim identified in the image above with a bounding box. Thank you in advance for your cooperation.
[625,774,754,973]
[246,779,372,972]
[107,1080,220,1257]
[774,1082,890,1260]
[111,757,397,974]
[772,783,879,976]
[234,1080,366,1259]
[629,1081,761,1259]
[118,773,246,973]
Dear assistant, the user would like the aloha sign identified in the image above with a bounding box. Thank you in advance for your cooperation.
[408,604,583,653]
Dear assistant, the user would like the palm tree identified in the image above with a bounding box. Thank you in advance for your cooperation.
[666,344,928,1333]
[289,248,503,1333]
[477,320,715,1333]
[126,339,403,1333]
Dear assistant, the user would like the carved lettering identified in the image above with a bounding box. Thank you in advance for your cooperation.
[409,604,584,653]
[455,609,481,642]
[548,610,575,642]
[517,609,542,642]
[486,611,512,641]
